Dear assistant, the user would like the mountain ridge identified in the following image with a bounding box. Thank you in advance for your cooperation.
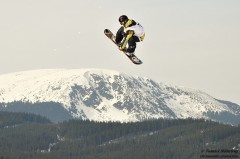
[0,69,239,125]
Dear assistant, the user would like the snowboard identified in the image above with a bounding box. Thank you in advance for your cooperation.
[104,29,143,65]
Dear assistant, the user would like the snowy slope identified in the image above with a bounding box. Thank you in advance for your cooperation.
[0,69,239,124]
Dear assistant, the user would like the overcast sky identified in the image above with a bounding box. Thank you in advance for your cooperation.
[0,0,239,104]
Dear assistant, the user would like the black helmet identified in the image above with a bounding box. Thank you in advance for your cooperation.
[119,15,128,25]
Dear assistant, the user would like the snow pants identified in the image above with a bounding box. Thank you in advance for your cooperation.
[115,27,140,53]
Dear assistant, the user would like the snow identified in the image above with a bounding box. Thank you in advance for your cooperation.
[0,69,103,103]
[0,69,131,121]
[0,68,239,124]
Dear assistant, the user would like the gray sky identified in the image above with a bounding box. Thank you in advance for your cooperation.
[0,0,239,104]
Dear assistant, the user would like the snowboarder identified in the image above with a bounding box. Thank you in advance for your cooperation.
[115,15,145,56]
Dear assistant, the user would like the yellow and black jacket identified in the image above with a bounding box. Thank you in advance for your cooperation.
[119,19,145,50]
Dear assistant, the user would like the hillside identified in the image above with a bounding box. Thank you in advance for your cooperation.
[0,112,239,159]
[0,111,51,128]
[0,69,239,125]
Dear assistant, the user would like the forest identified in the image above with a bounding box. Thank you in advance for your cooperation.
[0,111,239,159]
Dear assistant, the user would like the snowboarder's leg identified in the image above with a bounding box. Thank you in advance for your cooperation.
[127,36,140,53]
[115,27,124,45]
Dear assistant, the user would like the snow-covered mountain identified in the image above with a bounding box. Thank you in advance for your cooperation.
[0,69,239,125]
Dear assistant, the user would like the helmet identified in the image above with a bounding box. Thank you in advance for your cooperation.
[119,15,128,25]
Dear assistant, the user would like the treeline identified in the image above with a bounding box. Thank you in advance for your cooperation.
[0,101,73,122]
[0,112,239,159]
[0,111,51,128]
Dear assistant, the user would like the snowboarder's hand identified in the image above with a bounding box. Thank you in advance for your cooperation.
[119,47,126,51]
[121,32,126,37]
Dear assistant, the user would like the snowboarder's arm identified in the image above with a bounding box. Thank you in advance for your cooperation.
[120,30,134,49]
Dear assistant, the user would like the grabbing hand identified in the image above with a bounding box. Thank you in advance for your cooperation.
[118,47,126,52]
